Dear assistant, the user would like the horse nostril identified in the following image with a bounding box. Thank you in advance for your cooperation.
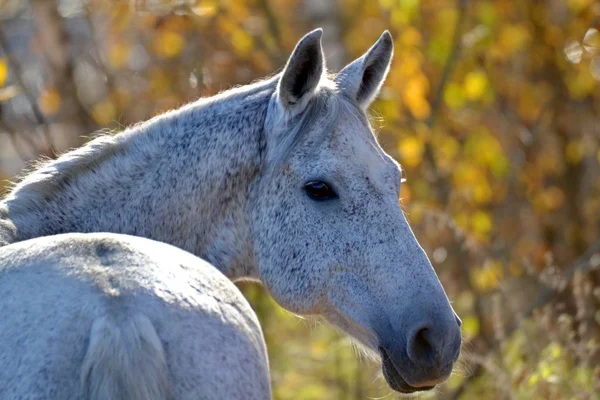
[407,327,434,364]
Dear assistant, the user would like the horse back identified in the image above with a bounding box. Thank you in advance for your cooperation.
[0,233,271,400]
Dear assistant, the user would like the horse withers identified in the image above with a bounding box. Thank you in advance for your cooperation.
[0,28,461,397]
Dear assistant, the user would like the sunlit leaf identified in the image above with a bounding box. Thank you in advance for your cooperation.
[462,315,480,338]
[464,70,489,100]
[565,67,596,99]
[474,181,493,204]
[231,29,253,57]
[379,0,396,10]
[0,59,7,87]
[400,26,422,47]
[471,210,493,238]
[566,139,585,164]
[108,42,130,69]
[444,82,465,108]
[38,88,61,116]
[398,136,425,167]
[498,24,531,55]
[92,99,116,126]
[153,29,185,59]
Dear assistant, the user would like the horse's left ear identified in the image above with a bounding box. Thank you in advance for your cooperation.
[335,31,393,110]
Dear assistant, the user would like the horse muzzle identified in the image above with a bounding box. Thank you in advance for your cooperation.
[376,312,462,392]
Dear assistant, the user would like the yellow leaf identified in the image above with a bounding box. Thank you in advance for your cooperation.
[403,75,430,119]
[464,70,488,101]
[461,315,480,338]
[400,27,422,47]
[92,99,116,126]
[433,134,460,169]
[474,181,493,204]
[108,42,130,69]
[391,8,410,26]
[566,68,596,99]
[472,210,492,237]
[566,139,584,164]
[38,88,61,115]
[231,29,253,57]
[398,136,424,167]
[191,0,219,17]
[398,57,421,78]
[153,30,185,59]
[528,373,539,386]
[0,59,7,87]
[379,0,395,10]
[498,24,531,55]
[444,82,465,108]
[453,162,484,188]
[547,342,562,359]
[407,97,431,119]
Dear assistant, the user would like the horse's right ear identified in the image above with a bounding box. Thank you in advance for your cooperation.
[277,28,325,111]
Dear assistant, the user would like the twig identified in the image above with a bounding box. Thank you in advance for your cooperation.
[427,0,469,129]
[449,238,600,398]
[0,120,37,161]
[31,0,95,131]
[0,28,55,154]
[83,6,118,97]
[423,0,469,202]
[257,0,282,50]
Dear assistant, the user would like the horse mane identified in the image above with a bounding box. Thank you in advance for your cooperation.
[5,133,125,217]
[2,76,281,219]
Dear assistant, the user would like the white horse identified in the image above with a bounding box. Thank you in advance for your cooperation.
[0,29,461,398]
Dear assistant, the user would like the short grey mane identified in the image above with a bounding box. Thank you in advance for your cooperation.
[4,76,281,219]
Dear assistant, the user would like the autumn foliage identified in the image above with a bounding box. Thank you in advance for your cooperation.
[0,0,599,398]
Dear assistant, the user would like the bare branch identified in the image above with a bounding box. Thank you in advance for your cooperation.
[423,0,469,203]
[426,0,469,129]
[449,238,600,398]
[0,28,55,154]
[31,0,95,131]
[0,119,37,161]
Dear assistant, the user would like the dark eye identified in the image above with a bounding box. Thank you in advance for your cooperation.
[304,181,337,201]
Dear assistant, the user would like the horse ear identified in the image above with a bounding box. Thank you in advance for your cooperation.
[335,31,393,109]
[277,28,325,110]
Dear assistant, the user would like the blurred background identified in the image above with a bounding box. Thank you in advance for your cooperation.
[0,0,599,398]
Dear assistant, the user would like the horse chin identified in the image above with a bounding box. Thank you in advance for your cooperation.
[379,346,435,394]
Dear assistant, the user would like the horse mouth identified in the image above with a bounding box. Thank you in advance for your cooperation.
[379,346,435,394]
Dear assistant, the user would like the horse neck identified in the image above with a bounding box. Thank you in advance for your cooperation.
[1,79,277,279]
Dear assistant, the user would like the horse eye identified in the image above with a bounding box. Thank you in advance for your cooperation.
[304,181,337,201]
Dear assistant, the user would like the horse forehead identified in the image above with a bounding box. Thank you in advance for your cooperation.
[329,124,391,175]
